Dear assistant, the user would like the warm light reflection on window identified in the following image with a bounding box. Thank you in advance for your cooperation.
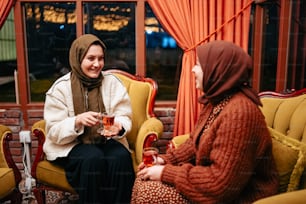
[93,15,130,31]
[44,7,67,24]
[145,17,161,33]
[25,4,158,32]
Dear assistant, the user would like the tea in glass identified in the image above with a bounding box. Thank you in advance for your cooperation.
[142,147,158,167]
[102,113,114,131]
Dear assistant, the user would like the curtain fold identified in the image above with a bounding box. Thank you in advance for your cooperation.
[148,0,254,136]
[0,0,15,29]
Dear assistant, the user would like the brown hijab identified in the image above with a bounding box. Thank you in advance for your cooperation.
[69,34,106,143]
[196,40,261,106]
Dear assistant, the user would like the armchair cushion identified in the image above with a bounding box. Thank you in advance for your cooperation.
[269,127,306,192]
[253,189,306,204]
[36,160,75,193]
[0,168,16,198]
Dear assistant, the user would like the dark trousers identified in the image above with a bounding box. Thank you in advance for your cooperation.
[54,139,135,204]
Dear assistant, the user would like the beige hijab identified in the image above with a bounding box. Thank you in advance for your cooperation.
[69,34,106,143]
[196,40,262,106]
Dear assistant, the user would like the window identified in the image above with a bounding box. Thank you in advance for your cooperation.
[287,0,306,88]
[24,2,76,102]
[19,1,181,103]
[83,2,136,73]
[2,0,305,116]
[254,0,306,92]
[0,10,17,102]
[145,3,182,100]
[260,2,279,91]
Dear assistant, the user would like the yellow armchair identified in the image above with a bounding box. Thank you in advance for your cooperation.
[31,69,164,204]
[0,125,22,203]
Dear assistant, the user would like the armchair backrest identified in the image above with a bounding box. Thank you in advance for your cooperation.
[0,125,10,168]
[0,124,22,182]
[259,88,306,143]
[105,69,158,150]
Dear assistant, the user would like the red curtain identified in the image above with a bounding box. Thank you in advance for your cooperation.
[147,0,254,136]
[0,0,15,29]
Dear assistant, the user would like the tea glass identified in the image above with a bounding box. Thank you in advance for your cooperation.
[97,112,115,136]
[142,147,159,167]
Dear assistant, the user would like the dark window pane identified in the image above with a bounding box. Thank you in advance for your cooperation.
[287,0,306,89]
[0,10,17,102]
[84,3,136,73]
[145,3,182,100]
[24,2,76,102]
[260,3,279,91]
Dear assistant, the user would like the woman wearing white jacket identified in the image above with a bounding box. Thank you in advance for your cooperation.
[43,34,135,203]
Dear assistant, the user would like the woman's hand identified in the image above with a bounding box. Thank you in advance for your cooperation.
[75,111,99,128]
[137,156,165,173]
[103,122,122,137]
[137,165,165,181]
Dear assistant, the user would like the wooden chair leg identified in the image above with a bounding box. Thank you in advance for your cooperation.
[0,188,23,204]
[11,189,23,204]
[33,187,46,204]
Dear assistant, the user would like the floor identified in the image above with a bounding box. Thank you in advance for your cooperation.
[21,191,76,204]
[18,179,78,204]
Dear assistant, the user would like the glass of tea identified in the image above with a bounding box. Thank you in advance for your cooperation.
[97,112,115,136]
[142,147,159,167]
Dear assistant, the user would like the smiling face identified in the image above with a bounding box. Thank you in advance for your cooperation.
[80,44,105,78]
[192,56,204,91]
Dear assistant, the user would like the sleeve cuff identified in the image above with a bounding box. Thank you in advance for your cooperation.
[118,127,125,136]
[161,164,179,184]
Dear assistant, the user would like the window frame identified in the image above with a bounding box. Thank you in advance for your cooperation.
[5,0,155,128]
[5,0,176,126]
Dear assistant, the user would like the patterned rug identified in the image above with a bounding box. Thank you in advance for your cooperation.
[22,190,78,204]
[20,179,78,204]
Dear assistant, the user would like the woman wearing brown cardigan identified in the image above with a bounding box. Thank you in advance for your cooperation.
[131,41,279,203]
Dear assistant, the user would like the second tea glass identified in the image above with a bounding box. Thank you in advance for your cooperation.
[142,147,159,167]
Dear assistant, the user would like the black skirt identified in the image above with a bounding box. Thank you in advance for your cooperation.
[53,139,135,204]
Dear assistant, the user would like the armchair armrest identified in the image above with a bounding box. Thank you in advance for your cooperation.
[134,117,163,165]
[253,189,306,204]
[168,134,190,149]
[0,125,22,185]
[31,120,46,179]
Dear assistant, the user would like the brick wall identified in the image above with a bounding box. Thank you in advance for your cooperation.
[154,107,176,153]
[0,109,23,170]
[0,107,176,173]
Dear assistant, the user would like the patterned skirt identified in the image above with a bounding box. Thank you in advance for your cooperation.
[131,177,191,204]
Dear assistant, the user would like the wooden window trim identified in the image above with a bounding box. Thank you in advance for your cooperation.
[276,0,290,92]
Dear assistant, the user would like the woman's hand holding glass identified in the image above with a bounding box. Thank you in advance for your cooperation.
[137,163,165,181]
[138,155,165,171]
[137,155,165,181]
[102,122,122,137]
[75,111,100,129]
[97,112,122,138]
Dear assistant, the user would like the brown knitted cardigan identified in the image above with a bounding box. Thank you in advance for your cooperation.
[161,92,279,203]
